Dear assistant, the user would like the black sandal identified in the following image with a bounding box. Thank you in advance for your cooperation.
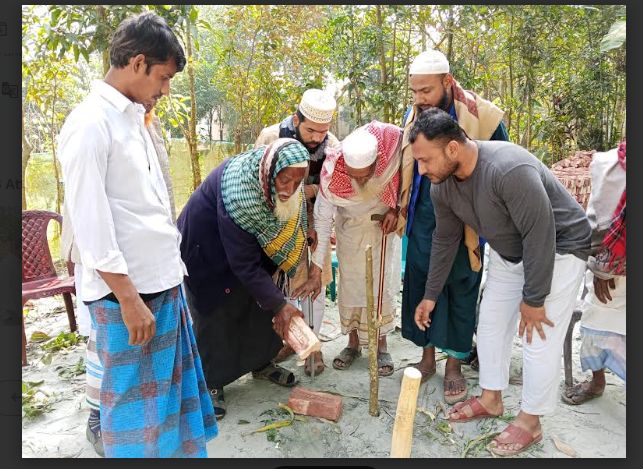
[252,362,299,387]
[209,387,226,420]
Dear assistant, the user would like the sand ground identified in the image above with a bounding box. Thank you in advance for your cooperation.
[21,290,626,459]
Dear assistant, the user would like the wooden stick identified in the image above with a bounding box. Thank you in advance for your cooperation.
[365,244,380,417]
[390,367,422,458]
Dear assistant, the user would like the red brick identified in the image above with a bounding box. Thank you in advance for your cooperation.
[287,387,343,422]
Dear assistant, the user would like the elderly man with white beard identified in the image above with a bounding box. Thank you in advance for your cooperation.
[177,138,311,420]
[302,121,404,376]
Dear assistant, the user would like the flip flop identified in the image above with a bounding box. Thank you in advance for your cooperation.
[443,375,468,405]
[406,362,436,384]
[377,351,394,377]
[561,381,604,405]
[252,362,299,387]
[332,347,361,370]
[487,423,543,456]
[448,396,501,423]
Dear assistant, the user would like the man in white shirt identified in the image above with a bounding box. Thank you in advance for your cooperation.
[58,12,216,458]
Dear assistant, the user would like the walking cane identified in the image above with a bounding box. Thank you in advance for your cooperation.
[366,213,388,416]
[370,213,388,336]
[302,240,316,382]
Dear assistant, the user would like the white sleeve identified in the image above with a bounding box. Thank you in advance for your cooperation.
[58,117,129,278]
[311,191,335,269]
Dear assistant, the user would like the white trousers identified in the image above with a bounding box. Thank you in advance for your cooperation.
[477,249,586,415]
[288,292,325,335]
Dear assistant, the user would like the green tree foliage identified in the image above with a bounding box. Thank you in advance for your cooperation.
[22,4,626,210]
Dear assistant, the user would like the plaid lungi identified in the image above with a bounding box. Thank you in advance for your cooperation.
[88,285,217,457]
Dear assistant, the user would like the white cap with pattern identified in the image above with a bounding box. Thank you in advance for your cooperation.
[342,128,378,169]
[409,49,450,75]
[298,89,337,124]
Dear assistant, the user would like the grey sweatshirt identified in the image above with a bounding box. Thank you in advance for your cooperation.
[424,140,591,307]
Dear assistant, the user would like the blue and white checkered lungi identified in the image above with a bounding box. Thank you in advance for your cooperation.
[88,285,217,457]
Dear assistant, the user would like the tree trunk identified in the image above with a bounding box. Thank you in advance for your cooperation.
[375,5,389,123]
[50,80,63,230]
[22,106,32,210]
[96,6,110,75]
[507,13,515,137]
[185,21,202,191]
[446,6,455,62]
[208,108,214,146]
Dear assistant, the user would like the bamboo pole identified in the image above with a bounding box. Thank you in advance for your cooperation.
[365,245,380,417]
[390,367,422,458]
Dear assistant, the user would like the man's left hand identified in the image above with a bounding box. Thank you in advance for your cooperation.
[519,301,554,344]
[593,276,616,304]
[304,184,318,201]
[291,264,323,301]
[380,207,399,234]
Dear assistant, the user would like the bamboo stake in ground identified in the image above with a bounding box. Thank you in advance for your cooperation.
[365,244,380,417]
[390,366,422,458]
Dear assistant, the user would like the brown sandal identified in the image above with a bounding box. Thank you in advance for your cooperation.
[487,423,543,456]
[448,396,501,423]
[252,362,298,387]
[561,380,604,405]
[406,362,436,384]
[443,375,468,405]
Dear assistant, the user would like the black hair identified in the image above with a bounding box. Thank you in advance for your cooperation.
[408,107,468,145]
[109,12,186,73]
[295,109,307,123]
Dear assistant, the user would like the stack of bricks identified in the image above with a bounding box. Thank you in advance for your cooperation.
[550,150,594,211]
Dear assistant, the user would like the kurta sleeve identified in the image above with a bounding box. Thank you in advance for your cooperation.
[311,191,335,269]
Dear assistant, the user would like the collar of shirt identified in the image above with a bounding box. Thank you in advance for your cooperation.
[91,80,145,116]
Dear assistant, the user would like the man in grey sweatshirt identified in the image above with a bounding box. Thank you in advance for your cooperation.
[411,108,591,456]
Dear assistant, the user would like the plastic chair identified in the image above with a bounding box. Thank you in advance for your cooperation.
[22,210,77,366]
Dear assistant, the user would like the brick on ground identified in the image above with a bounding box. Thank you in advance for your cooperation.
[287,387,343,422]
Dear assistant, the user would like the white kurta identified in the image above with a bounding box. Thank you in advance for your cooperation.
[314,192,401,345]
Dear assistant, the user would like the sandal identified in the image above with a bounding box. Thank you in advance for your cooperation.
[561,380,604,405]
[487,423,543,456]
[252,362,299,387]
[209,387,226,420]
[304,350,325,376]
[406,362,436,384]
[443,375,468,405]
[447,396,501,423]
[377,351,394,377]
[332,347,361,370]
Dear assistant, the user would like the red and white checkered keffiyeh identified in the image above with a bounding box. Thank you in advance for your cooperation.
[320,121,402,208]
[595,140,626,275]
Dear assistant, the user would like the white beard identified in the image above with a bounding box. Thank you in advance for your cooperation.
[274,191,302,222]
[350,175,384,201]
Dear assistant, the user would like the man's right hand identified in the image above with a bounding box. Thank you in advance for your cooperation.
[96,270,156,346]
[273,302,305,339]
[414,299,436,331]
[120,296,156,346]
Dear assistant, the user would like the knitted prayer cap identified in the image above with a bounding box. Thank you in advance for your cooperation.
[342,128,378,169]
[409,49,450,75]
[298,89,337,124]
